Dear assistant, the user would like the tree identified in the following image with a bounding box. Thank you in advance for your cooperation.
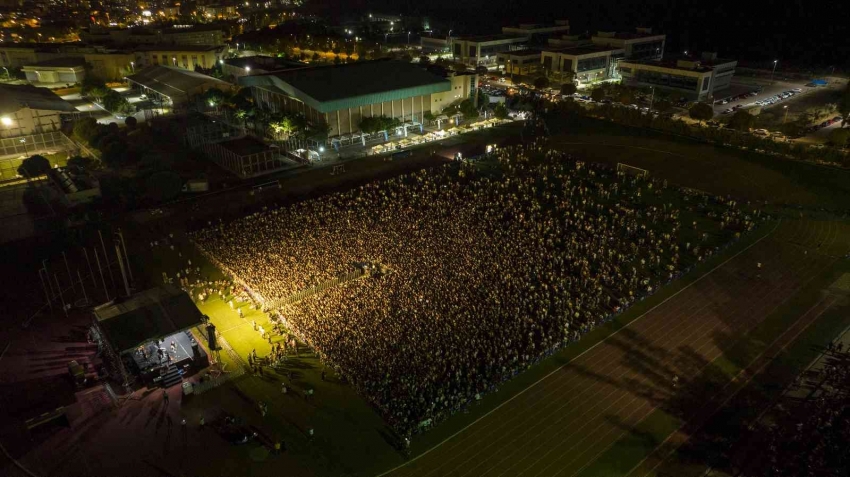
[423,111,435,123]
[839,84,850,122]
[333,55,341,65]
[560,83,577,96]
[688,103,714,124]
[125,116,138,129]
[727,110,756,132]
[829,128,850,148]
[74,117,101,144]
[311,52,320,62]
[533,76,550,90]
[494,102,509,120]
[590,88,605,102]
[419,55,432,66]
[17,154,51,177]
[67,155,96,171]
[654,100,673,114]
[477,89,489,109]
[144,171,184,202]
[459,99,479,120]
[618,90,635,105]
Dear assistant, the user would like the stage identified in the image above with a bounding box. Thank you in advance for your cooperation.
[125,329,208,387]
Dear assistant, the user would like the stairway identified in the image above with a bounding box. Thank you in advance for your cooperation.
[160,365,183,388]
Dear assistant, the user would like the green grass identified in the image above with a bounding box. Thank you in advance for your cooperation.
[0,152,69,181]
[577,248,850,477]
[546,116,850,209]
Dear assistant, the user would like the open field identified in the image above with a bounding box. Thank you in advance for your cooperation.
[545,115,850,210]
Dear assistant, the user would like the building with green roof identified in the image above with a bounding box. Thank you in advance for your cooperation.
[239,59,455,138]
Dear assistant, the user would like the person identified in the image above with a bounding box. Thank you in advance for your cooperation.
[282,382,288,394]
[321,370,326,381]
[163,389,169,405]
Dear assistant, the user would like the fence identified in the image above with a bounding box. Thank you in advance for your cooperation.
[0,131,75,158]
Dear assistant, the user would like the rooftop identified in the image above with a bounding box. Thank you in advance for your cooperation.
[26,57,87,68]
[620,59,714,73]
[133,45,225,52]
[499,49,544,58]
[545,45,623,56]
[0,84,77,115]
[225,55,304,71]
[126,65,232,100]
[93,285,204,353]
[594,31,666,40]
[455,34,528,43]
[240,59,451,113]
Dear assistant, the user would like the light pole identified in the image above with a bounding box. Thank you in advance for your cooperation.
[649,86,655,114]
[783,105,789,124]
[407,31,411,46]
[130,61,134,72]
[20,138,27,156]
[770,59,778,84]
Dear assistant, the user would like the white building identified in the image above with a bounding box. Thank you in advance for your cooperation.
[0,84,77,139]
[619,52,738,101]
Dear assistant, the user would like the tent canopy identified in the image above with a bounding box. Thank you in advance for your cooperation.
[811,79,828,85]
[93,285,204,353]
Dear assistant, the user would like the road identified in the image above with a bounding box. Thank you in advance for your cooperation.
[60,87,149,126]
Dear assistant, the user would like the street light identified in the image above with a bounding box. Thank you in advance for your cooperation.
[245,66,251,74]
[783,105,789,124]
[649,86,655,114]
[20,138,27,155]
[407,31,411,45]
[130,61,134,72]
[770,59,778,84]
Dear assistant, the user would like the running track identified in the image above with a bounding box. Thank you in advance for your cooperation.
[380,219,849,477]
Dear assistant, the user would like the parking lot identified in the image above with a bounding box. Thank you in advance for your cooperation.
[713,79,814,117]
[61,87,151,125]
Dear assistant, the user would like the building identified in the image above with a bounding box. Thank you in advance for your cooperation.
[80,25,226,47]
[240,60,456,137]
[84,51,137,82]
[222,56,303,81]
[497,49,543,77]
[618,53,737,101]
[0,84,77,138]
[452,34,529,66]
[430,71,479,111]
[126,65,233,108]
[21,58,87,86]
[501,21,571,44]
[591,28,665,61]
[420,36,450,55]
[540,45,624,85]
[134,45,226,71]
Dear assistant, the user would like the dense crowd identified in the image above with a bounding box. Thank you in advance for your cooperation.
[192,144,760,435]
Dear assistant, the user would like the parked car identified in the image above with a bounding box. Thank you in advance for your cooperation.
[833,116,844,122]
[753,128,770,136]
[792,88,802,92]
[722,108,733,114]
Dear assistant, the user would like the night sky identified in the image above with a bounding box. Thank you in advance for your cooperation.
[321,0,848,68]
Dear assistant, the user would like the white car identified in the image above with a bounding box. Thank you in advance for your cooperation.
[753,128,770,136]
[792,87,802,92]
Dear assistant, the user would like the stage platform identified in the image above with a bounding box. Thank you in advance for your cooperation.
[125,329,208,387]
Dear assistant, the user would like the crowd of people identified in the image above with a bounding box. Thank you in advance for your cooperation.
[192,143,761,435]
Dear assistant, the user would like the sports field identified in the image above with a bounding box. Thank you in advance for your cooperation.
[378,219,850,477]
[545,116,850,210]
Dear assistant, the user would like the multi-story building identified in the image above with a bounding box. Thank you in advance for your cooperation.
[451,22,571,67]
[222,56,303,81]
[241,60,463,137]
[497,50,543,77]
[430,71,479,110]
[134,45,226,71]
[590,28,665,61]
[452,34,529,67]
[80,25,226,47]
[84,51,137,81]
[618,52,737,101]
[540,45,624,85]
[0,84,77,138]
